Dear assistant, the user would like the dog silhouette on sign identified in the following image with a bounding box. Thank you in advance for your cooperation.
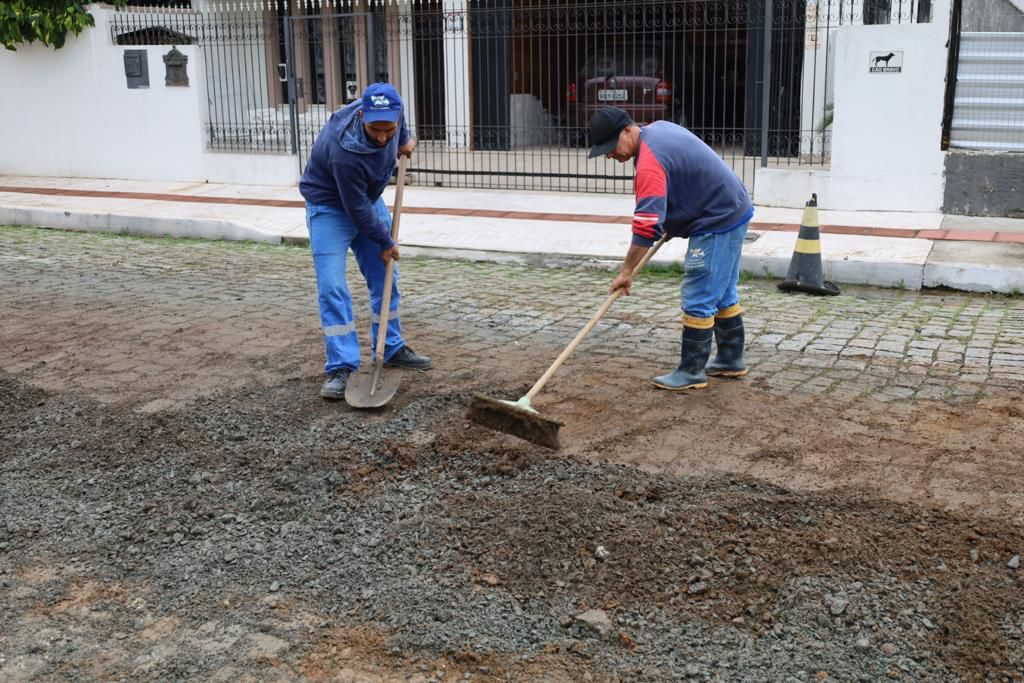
[872,52,896,66]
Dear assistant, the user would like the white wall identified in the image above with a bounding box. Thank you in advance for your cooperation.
[759,4,952,212]
[199,9,274,129]
[798,29,836,159]
[509,95,557,147]
[799,1,860,158]
[0,5,297,186]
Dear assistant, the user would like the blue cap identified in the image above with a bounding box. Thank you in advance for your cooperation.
[362,83,403,123]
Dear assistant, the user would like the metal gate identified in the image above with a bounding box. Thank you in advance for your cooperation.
[273,0,819,194]
[947,32,1024,152]
[112,0,931,195]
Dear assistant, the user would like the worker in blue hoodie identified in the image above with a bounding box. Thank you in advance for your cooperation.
[300,83,431,400]
[588,107,754,391]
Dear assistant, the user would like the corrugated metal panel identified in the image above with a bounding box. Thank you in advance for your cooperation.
[950,32,1024,152]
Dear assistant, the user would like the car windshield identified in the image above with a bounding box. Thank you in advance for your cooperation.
[582,49,663,78]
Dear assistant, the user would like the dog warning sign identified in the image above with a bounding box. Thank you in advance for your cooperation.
[869,51,903,73]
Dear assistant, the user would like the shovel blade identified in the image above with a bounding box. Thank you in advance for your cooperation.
[344,367,401,408]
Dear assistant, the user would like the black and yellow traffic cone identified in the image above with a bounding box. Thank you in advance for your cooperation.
[777,193,840,296]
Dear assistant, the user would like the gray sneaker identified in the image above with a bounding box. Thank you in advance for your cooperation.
[385,345,432,370]
[320,368,351,399]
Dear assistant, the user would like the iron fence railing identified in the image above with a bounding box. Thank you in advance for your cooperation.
[941,0,963,150]
[112,0,933,194]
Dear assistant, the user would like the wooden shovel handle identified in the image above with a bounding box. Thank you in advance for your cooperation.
[524,234,669,402]
[371,155,407,377]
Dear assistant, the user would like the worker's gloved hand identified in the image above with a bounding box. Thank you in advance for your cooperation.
[610,271,633,296]
[381,245,400,263]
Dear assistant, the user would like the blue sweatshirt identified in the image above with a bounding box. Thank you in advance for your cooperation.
[631,121,753,247]
[299,100,409,249]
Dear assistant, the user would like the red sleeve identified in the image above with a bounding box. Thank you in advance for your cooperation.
[632,141,668,244]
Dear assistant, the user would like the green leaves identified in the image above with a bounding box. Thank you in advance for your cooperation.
[1,0,125,51]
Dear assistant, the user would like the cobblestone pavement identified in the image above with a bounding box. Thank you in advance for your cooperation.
[1,225,1023,409]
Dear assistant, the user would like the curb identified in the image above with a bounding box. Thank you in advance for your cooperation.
[0,207,281,245]
[4,208,1023,295]
[922,241,1024,294]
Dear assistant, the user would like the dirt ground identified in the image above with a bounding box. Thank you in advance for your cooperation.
[5,344,1024,681]
[459,355,1024,526]
[2,228,1023,682]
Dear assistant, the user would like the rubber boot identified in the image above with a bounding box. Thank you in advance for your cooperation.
[706,312,747,377]
[652,324,713,390]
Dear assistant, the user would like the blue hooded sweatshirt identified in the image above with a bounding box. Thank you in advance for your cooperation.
[299,100,409,250]
[630,121,753,247]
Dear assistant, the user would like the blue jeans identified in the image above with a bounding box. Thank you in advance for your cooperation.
[680,222,748,321]
[307,199,404,373]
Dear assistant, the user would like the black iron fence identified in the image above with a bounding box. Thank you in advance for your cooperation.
[113,0,932,194]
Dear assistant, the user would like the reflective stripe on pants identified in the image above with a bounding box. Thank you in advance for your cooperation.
[307,198,404,373]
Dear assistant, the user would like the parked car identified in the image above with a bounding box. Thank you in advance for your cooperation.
[562,45,695,146]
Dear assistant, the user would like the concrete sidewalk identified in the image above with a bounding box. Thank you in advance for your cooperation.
[2,174,1023,293]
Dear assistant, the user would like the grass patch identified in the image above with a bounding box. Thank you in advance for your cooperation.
[2,224,274,250]
[639,265,768,285]
[639,262,685,279]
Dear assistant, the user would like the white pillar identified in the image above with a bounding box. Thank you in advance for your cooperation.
[443,0,471,148]
[398,0,418,133]
[799,0,864,158]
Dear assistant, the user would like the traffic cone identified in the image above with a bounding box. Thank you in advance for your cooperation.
[777,193,840,296]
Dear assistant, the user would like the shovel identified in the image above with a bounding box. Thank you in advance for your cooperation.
[467,234,669,448]
[345,155,409,409]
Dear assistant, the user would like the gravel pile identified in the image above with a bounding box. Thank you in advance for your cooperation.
[2,373,1022,681]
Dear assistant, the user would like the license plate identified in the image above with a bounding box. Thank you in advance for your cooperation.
[598,89,628,102]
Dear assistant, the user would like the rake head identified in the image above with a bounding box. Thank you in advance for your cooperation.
[466,394,564,450]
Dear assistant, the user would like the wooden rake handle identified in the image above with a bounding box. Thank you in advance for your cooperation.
[524,234,670,402]
[370,155,408,393]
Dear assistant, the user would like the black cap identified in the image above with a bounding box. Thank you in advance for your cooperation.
[588,107,632,159]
